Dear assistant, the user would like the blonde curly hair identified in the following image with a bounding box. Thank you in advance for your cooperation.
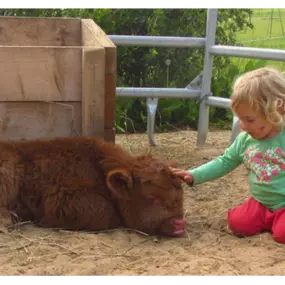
[231,67,285,126]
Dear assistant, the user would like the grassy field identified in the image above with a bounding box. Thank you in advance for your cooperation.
[230,9,285,73]
[237,9,285,44]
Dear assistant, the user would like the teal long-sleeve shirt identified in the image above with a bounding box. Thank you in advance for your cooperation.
[189,129,285,211]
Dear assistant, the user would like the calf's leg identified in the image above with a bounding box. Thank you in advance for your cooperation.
[0,160,21,232]
[8,199,35,224]
[38,185,122,231]
[0,207,13,233]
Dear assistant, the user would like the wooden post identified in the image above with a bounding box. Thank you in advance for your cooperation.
[81,20,117,142]
[0,46,83,139]
[81,46,105,137]
[0,17,115,141]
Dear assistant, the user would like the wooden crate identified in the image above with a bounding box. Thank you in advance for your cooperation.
[0,17,117,141]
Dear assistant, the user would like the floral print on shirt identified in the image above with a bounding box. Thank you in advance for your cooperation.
[243,146,285,183]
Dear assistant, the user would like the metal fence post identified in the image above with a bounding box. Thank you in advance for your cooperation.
[230,116,240,144]
[196,9,218,145]
[146,97,159,146]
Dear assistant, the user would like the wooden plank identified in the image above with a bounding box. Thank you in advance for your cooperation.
[0,102,81,140]
[81,19,116,51]
[0,46,82,101]
[0,17,81,46]
[104,128,116,143]
[104,72,116,133]
[82,47,105,137]
[82,20,117,141]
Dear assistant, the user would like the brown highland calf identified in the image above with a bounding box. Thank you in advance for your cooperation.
[0,136,186,236]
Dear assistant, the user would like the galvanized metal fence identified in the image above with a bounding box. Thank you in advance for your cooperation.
[109,8,285,146]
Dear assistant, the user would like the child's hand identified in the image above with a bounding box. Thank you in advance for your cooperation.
[169,167,193,185]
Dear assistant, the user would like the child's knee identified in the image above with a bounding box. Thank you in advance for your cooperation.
[271,208,285,244]
[228,198,270,236]
[228,209,248,235]
[227,208,261,236]
[273,228,285,244]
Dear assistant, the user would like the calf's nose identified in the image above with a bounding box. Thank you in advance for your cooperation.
[172,219,186,227]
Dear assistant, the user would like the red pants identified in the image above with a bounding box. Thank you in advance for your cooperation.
[228,197,285,244]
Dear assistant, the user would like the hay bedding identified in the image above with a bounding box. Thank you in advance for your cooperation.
[1,130,285,276]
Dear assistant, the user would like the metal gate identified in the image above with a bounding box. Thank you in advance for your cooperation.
[109,9,285,146]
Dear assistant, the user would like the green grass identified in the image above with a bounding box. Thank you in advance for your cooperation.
[237,18,285,43]
[250,8,285,18]
[237,9,285,44]
[230,9,285,74]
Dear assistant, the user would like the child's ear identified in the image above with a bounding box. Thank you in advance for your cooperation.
[277,106,285,115]
[276,100,285,115]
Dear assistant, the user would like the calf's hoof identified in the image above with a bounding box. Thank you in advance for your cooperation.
[0,216,14,234]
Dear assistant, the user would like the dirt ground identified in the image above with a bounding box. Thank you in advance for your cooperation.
[1,129,285,276]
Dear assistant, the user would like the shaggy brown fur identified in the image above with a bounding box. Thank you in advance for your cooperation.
[0,136,185,236]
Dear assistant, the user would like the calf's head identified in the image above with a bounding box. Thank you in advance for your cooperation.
[104,155,185,237]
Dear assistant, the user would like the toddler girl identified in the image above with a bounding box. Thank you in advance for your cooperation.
[170,67,285,243]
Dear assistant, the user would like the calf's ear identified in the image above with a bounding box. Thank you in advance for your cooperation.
[106,169,133,200]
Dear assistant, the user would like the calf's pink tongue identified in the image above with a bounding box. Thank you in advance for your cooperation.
[172,219,186,227]
[170,219,186,236]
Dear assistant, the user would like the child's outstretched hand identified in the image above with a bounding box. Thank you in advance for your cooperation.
[169,167,193,185]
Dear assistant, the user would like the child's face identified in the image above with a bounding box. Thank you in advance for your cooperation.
[234,102,280,140]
